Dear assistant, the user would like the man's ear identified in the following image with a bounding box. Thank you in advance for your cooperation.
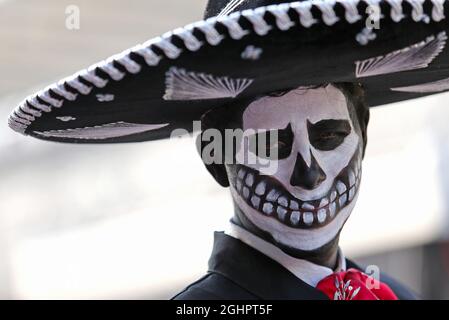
[196,134,230,187]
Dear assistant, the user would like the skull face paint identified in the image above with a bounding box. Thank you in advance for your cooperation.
[226,85,363,252]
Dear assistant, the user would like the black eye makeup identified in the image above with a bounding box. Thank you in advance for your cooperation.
[307,119,351,151]
[246,123,293,160]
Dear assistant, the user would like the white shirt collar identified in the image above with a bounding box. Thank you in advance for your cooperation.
[224,222,346,288]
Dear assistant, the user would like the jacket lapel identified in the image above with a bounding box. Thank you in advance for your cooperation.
[208,232,329,300]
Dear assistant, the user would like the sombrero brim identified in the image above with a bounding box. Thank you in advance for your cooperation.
[8,0,449,143]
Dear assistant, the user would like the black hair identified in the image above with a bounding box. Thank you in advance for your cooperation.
[332,83,370,156]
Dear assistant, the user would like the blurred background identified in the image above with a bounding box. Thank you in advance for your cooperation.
[0,0,448,299]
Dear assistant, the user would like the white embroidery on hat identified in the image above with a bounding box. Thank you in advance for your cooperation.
[218,13,250,39]
[28,96,51,112]
[268,4,296,30]
[97,60,125,81]
[218,0,247,17]
[391,77,449,93]
[431,0,446,22]
[56,116,76,122]
[171,28,203,51]
[339,0,363,23]
[314,0,339,25]
[291,1,317,27]
[356,27,377,46]
[241,45,263,60]
[150,36,183,59]
[96,94,115,102]
[52,82,79,100]
[65,75,93,94]
[20,103,42,117]
[134,45,162,66]
[79,67,109,88]
[14,109,34,122]
[34,122,169,140]
[163,67,253,101]
[187,20,224,46]
[355,31,447,78]
[407,0,430,23]
[39,91,64,108]
[242,9,272,36]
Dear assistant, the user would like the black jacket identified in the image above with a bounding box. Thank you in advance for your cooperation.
[173,232,417,300]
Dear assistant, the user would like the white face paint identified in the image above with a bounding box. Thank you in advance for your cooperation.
[227,84,363,252]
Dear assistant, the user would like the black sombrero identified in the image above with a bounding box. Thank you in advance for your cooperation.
[8,0,449,143]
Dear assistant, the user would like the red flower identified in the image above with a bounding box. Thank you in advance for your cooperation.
[316,268,398,300]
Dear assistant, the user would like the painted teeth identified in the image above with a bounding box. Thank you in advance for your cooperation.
[290,200,299,210]
[236,180,242,192]
[349,170,356,186]
[302,202,315,210]
[339,194,347,207]
[319,198,329,208]
[255,182,266,196]
[266,189,281,202]
[262,202,274,215]
[277,196,289,207]
[277,207,287,220]
[330,191,337,202]
[242,187,250,199]
[290,211,300,225]
[317,209,327,223]
[245,173,254,187]
[235,163,362,228]
[251,195,260,208]
[329,202,337,217]
[336,181,347,195]
[237,168,246,179]
[303,212,314,225]
[349,187,355,201]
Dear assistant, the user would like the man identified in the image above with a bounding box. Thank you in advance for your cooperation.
[174,83,416,299]
[8,0,449,299]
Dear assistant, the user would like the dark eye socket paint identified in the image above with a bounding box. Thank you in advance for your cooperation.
[246,123,294,160]
[307,119,351,151]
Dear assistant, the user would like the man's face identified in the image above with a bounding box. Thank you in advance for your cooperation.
[226,84,363,252]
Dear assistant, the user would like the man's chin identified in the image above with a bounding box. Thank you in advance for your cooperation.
[273,231,341,260]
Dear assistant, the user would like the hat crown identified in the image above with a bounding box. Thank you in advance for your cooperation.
[204,0,299,18]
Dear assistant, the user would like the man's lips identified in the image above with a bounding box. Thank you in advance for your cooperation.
[231,153,361,229]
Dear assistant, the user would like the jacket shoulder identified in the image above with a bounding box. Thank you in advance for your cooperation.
[347,258,419,300]
[172,272,257,300]
[380,272,419,300]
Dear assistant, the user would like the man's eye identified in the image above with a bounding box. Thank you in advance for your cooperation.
[248,135,289,160]
[319,131,345,140]
[308,120,351,151]
[247,124,293,160]
[312,131,349,150]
